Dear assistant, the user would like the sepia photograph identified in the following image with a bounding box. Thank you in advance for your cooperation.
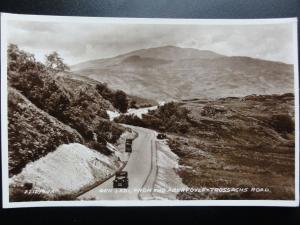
[1,13,298,207]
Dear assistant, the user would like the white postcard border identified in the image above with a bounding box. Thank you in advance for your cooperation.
[1,13,299,208]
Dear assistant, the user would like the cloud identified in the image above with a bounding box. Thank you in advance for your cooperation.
[6,20,294,65]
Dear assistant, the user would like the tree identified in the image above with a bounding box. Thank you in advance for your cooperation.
[7,43,43,73]
[129,99,137,109]
[114,90,128,113]
[96,83,113,100]
[45,51,70,72]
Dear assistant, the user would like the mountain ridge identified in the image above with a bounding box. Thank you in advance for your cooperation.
[72,45,292,69]
[72,45,294,101]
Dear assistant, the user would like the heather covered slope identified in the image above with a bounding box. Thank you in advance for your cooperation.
[8,69,122,142]
[72,46,294,101]
[174,94,295,200]
[8,87,83,176]
[7,44,128,179]
[116,93,295,199]
[8,71,125,176]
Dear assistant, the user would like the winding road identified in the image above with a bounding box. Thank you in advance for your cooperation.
[78,125,158,200]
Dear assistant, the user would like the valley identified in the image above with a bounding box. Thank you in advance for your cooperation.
[7,44,296,201]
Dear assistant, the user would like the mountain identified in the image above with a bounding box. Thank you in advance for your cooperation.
[72,46,294,101]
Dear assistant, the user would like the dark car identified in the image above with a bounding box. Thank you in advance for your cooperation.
[113,171,128,188]
[157,133,167,139]
[125,139,133,153]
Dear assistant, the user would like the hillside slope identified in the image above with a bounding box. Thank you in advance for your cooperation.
[72,46,294,101]
[7,44,127,178]
[116,93,295,199]
[8,87,83,176]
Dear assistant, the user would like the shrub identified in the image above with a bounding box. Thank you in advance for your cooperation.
[142,114,162,130]
[45,51,70,72]
[89,141,111,155]
[113,90,128,113]
[114,114,145,127]
[96,83,129,113]
[269,114,294,133]
[114,102,192,134]
[96,83,113,100]
[8,43,46,74]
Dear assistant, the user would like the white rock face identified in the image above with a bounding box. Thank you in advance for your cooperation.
[10,143,121,195]
[107,110,120,121]
[152,140,186,200]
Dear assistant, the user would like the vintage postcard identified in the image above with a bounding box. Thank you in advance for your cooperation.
[1,13,299,207]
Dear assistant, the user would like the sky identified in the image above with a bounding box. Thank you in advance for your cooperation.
[7,19,295,65]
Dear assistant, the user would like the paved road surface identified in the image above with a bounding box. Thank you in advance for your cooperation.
[79,125,157,200]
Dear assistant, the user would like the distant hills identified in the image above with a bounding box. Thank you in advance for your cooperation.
[72,46,294,101]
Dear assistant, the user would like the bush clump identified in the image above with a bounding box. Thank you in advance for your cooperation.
[114,102,191,134]
[269,114,294,133]
[96,83,129,113]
